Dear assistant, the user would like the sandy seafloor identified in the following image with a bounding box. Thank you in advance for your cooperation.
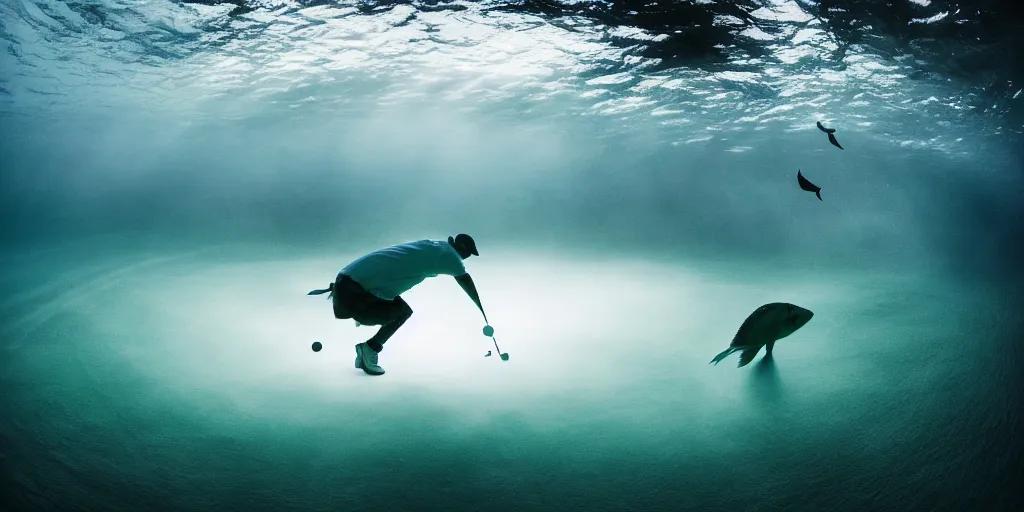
[1,241,1020,511]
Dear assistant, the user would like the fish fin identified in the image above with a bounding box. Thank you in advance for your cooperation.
[710,347,739,365]
[737,346,762,367]
[827,133,843,149]
[816,190,822,201]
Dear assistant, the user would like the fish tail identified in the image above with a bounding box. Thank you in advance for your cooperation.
[738,346,762,367]
[710,347,739,365]
[816,190,822,201]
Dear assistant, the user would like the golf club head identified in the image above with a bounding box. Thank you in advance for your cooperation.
[500,353,509,361]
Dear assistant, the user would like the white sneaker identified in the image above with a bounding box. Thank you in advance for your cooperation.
[355,343,384,375]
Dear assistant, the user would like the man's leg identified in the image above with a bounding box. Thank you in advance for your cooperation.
[352,296,413,375]
[364,296,413,353]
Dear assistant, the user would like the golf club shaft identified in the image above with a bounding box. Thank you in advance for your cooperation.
[490,336,501,354]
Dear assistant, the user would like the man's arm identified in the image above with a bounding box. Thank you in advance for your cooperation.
[455,273,487,322]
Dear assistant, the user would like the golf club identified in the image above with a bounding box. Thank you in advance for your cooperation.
[482,324,509,361]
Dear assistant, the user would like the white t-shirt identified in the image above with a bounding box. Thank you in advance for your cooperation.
[340,239,467,300]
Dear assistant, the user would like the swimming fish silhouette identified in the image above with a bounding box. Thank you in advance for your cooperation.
[817,121,843,150]
[710,302,815,367]
[797,169,822,201]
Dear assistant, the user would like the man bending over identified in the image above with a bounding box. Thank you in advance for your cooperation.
[308,234,487,376]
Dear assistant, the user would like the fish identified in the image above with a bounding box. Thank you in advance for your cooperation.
[797,169,822,201]
[817,121,843,149]
[710,303,815,368]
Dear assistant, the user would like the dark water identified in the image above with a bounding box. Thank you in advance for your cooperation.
[2,1,1023,510]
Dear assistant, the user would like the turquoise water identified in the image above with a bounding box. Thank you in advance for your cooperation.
[2,1,1022,510]
[2,242,1020,510]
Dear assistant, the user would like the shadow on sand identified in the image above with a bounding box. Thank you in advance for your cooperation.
[748,353,782,404]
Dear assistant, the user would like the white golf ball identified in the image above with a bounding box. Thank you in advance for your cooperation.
[482,325,494,337]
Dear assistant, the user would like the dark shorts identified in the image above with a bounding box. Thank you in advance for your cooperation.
[332,274,405,326]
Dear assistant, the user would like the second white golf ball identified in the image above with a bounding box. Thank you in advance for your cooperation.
[482,325,494,337]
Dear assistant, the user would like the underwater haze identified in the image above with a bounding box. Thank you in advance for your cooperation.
[1,0,1022,511]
